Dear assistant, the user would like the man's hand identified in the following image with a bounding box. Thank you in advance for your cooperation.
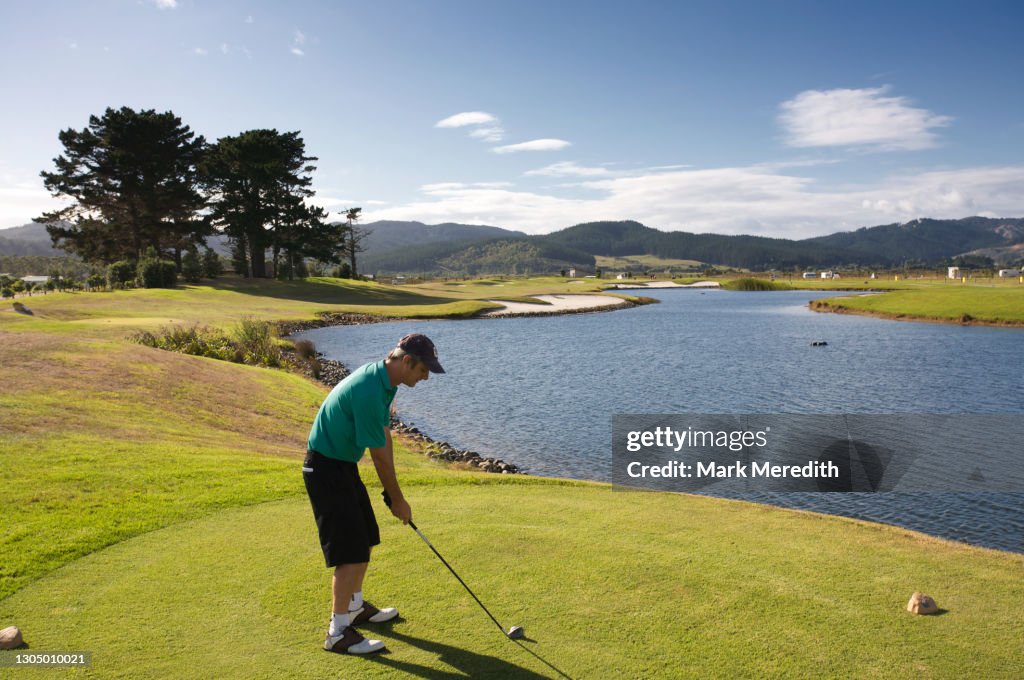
[388,495,412,525]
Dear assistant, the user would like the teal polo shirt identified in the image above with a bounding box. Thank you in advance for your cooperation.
[307,360,397,462]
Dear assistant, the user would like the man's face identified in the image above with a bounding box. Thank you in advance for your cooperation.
[402,356,430,387]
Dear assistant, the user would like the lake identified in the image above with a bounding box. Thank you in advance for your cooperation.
[297,289,1024,552]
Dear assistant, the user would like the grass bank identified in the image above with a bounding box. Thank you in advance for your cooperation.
[810,286,1024,325]
[2,278,1022,677]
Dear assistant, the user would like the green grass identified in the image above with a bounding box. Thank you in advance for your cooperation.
[811,286,1024,324]
[2,483,1021,678]
[2,278,1023,677]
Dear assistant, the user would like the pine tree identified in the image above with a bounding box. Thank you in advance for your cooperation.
[37,107,208,265]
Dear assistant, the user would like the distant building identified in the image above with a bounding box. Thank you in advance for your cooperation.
[21,275,50,285]
[391,275,406,285]
[820,271,834,279]
[615,272,633,280]
[568,268,577,278]
[802,272,816,279]
[947,266,961,279]
[997,269,1020,278]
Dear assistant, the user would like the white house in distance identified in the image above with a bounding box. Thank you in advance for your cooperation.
[997,269,1020,278]
[802,272,816,279]
[21,275,50,285]
[948,266,961,279]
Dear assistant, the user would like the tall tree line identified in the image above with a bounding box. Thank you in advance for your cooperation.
[37,106,362,278]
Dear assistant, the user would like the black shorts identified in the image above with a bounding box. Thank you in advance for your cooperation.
[302,449,380,567]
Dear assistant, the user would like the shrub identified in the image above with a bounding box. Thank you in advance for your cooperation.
[107,261,135,288]
[181,250,202,283]
[201,248,223,279]
[723,277,792,291]
[294,339,317,360]
[132,319,283,368]
[136,258,177,289]
[1,287,14,299]
[87,274,106,290]
[232,317,281,367]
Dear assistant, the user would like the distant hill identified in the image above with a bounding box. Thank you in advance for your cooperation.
[358,220,523,255]
[4,215,1023,274]
[802,217,1024,266]
[539,220,854,270]
[0,222,63,256]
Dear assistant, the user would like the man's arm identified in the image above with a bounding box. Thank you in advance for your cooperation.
[369,427,412,524]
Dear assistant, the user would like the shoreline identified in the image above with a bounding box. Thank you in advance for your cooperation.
[279,294,659,475]
[809,299,1024,327]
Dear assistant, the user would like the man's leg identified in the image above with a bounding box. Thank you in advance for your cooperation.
[332,562,369,617]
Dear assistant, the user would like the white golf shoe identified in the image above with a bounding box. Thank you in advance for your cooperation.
[350,601,399,625]
[323,626,385,654]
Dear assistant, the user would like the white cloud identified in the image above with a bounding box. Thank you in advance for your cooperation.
[0,179,72,229]
[525,161,612,177]
[421,182,513,193]
[435,112,498,128]
[435,111,506,143]
[469,126,505,142]
[291,48,305,57]
[493,139,571,154]
[152,0,178,9]
[69,42,78,49]
[293,29,306,45]
[193,47,208,56]
[779,86,953,151]
[363,164,1024,238]
[244,15,254,24]
[220,43,229,55]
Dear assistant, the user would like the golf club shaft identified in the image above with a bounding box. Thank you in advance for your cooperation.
[383,491,510,636]
[409,520,509,636]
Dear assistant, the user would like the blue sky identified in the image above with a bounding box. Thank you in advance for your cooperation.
[1,0,1022,237]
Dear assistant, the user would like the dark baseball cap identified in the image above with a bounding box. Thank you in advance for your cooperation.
[397,333,445,373]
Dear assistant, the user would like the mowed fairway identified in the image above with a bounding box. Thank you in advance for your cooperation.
[2,278,1023,678]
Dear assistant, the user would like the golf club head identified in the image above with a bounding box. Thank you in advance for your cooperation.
[507,626,525,640]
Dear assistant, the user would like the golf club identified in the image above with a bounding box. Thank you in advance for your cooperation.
[383,491,524,640]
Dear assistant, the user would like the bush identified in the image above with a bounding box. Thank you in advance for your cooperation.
[107,261,135,288]
[87,274,106,290]
[722,277,793,291]
[294,339,317,360]
[201,248,223,279]
[1,287,13,299]
[232,317,281,367]
[181,250,203,283]
[137,258,177,289]
[131,319,283,368]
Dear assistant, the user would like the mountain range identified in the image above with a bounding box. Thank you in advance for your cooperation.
[3,216,1023,275]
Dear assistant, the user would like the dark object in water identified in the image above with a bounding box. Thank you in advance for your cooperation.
[810,340,828,346]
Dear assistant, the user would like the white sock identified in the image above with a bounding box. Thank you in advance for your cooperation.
[329,612,350,636]
[349,591,364,611]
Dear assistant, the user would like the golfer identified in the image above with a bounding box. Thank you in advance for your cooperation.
[302,333,445,654]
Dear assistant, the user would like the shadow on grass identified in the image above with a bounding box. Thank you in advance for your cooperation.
[369,629,559,679]
[213,278,458,307]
